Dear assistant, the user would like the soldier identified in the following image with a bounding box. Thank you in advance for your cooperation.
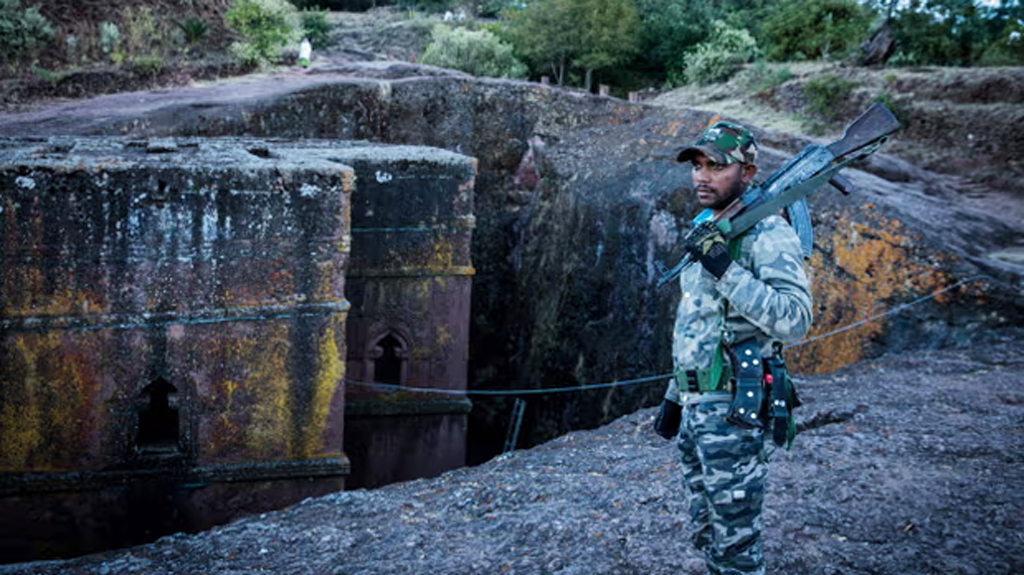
[654,121,813,574]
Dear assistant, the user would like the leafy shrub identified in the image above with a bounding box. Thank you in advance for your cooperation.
[0,0,54,69]
[131,54,165,77]
[30,63,61,83]
[300,8,332,48]
[802,73,855,125]
[99,21,123,63]
[684,20,759,86]
[175,18,209,47]
[873,90,909,127]
[122,6,160,58]
[735,60,792,94]
[419,24,528,79]
[224,0,301,67]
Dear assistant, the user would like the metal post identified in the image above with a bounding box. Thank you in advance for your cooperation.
[503,398,526,454]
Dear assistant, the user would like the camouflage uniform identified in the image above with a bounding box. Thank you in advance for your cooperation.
[666,123,813,575]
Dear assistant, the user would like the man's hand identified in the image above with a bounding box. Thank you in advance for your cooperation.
[684,221,731,280]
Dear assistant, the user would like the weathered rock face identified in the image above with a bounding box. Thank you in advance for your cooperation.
[0,62,1020,464]
[0,137,354,560]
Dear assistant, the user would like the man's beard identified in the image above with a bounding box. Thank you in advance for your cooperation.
[708,177,746,211]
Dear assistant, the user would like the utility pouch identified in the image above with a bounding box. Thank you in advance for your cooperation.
[654,399,682,440]
[725,338,766,429]
[765,352,801,448]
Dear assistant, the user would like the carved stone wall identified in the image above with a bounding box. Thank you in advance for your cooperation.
[334,144,477,489]
[0,135,479,560]
[0,137,359,561]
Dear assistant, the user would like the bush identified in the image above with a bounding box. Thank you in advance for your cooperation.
[873,90,909,127]
[0,0,54,69]
[735,60,792,94]
[419,24,528,79]
[684,20,759,86]
[300,8,332,48]
[175,18,209,48]
[225,0,302,67]
[131,54,165,77]
[99,21,123,63]
[802,72,855,124]
[122,6,160,58]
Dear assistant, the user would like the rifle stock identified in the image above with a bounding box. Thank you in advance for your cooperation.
[826,103,900,159]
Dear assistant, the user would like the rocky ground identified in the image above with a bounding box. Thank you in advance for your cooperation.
[2,328,1021,575]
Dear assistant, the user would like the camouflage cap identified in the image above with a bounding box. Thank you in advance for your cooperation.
[677,121,759,165]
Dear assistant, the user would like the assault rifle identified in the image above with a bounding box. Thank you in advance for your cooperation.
[657,103,900,286]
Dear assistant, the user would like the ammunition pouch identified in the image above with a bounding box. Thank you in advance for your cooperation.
[653,399,683,440]
[725,338,766,429]
[765,353,801,449]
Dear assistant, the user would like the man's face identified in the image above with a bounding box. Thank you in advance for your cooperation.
[689,153,756,212]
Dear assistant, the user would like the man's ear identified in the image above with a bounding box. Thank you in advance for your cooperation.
[741,163,757,185]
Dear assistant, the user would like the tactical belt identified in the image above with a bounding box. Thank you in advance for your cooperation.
[676,365,734,394]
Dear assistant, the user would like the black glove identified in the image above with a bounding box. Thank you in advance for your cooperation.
[684,221,731,280]
[653,400,682,440]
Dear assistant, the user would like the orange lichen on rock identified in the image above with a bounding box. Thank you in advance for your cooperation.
[788,206,950,374]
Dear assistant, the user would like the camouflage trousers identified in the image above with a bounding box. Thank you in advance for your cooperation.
[677,401,769,575]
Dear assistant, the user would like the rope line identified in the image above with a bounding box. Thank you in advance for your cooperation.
[345,274,991,397]
[786,274,989,348]
[345,372,670,397]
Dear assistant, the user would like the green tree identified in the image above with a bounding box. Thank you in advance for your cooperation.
[504,0,639,89]
[889,0,1007,65]
[978,4,1024,65]
[504,0,577,84]
[636,0,712,82]
[574,0,641,89]
[712,0,771,39]
[761,0,875,60]
[420,24,529,78]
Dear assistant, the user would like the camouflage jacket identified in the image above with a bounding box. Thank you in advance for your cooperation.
[664,213,812,404]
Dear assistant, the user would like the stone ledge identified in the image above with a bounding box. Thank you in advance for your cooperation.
[0,457,351,496]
